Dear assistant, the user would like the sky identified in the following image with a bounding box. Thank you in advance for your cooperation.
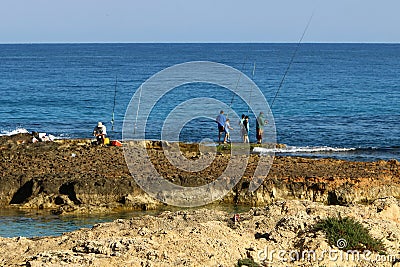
[1,0,399,43]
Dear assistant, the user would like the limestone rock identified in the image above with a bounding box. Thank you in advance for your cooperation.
[0,200,399,266]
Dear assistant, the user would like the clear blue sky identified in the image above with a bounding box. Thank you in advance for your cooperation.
[1,0,399,43]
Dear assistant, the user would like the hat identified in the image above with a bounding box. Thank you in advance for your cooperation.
[97,122,103,127]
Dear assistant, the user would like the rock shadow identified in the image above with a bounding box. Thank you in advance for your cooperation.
[59,182,81,205]
[10,180,34,204]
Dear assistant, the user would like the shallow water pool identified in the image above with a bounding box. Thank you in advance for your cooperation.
[0,204,250,238]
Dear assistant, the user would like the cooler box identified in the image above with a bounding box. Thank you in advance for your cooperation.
[111,140,122,147]
[104,137,110,145]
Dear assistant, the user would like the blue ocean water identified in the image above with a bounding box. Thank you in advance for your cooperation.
[0,43,399,161]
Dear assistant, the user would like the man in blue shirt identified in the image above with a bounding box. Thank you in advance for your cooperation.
[216,110,226,144]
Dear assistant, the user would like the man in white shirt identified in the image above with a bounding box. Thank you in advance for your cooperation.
[93,121,107,145]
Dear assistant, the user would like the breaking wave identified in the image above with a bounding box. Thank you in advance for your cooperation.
[0,128,29,136]
[253,146,356,154]
[0,128,66,140]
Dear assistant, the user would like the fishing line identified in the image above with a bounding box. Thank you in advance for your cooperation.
[111,75,117,131]
[134,84,143,135]
[229,57,249,108]
[247,62,256,114]
[270,10,315,108]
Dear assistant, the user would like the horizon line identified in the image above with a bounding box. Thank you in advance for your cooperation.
[0,41,399,45]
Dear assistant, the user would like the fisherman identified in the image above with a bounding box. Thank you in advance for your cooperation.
[93,121,107,145]
[243,115,249,143]
[239,114,246,142]
[223,118,233,144]
[256,112,268,144]
[215,110,226,144]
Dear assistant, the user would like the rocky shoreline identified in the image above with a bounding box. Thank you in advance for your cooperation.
[1,133,400,266]
[0,133,399,214]
[1,198,400,266]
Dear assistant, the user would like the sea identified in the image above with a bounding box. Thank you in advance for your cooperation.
[1,43,399,161]
[0,43,399,237]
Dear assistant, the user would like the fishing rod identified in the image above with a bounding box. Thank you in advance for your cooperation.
[133,84,143,135]
[270,11,315,108]
[111,75,117,132]
[247,62,256,114]
[229,57,249,108]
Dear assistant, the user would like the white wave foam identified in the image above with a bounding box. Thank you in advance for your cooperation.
[253,146,356,154]
[0,128,29,136]
[0,128,71,140]
[55,133,72,139]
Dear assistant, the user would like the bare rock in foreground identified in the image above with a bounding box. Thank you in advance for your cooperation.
[0,197,399,267]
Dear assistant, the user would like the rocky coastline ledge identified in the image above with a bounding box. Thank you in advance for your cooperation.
[0,133,400,266]
[0,133,399,213]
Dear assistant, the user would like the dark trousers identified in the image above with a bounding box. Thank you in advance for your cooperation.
[96,134,105,145]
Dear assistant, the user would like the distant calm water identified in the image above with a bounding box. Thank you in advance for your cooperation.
[0,43,399,161]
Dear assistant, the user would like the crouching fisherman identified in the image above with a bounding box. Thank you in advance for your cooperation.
[93,121,107,145]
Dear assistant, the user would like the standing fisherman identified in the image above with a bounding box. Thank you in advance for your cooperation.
[216,110,226,144]
[256,112,268,144]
